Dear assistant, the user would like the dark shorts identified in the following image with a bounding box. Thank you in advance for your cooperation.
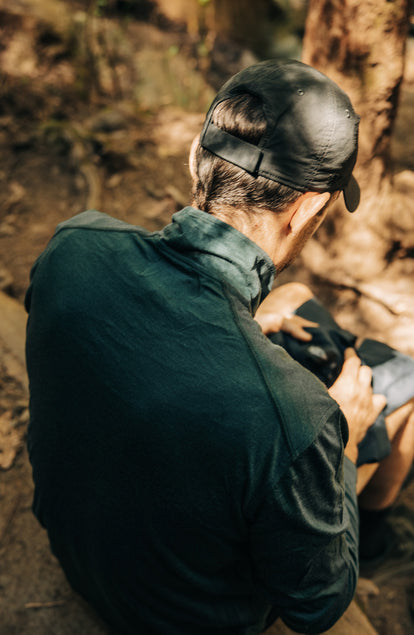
[268,298,414,466]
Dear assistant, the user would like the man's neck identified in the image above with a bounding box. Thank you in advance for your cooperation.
[209,206,288,269]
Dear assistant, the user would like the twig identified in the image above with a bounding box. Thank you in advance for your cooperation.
[24,600,66,610]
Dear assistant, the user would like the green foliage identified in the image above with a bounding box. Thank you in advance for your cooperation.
[95,0,109,17]
[167,45,180,58]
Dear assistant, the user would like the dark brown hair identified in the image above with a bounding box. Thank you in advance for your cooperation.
[192,93,302,215]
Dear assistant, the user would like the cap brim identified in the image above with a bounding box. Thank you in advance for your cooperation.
[343,175,360,212]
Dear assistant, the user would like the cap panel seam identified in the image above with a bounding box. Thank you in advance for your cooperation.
[306,82,337,187]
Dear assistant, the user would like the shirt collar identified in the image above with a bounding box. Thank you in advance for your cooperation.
[159,207,275,313]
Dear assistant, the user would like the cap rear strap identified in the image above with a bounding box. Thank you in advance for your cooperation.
[201,123,264,175]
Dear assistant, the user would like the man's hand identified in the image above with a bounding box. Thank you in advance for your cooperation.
[255,312,318,341]
[328,349,387,464]
[255,283,317,340]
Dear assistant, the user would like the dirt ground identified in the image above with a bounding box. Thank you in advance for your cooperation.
[1,6,414,634]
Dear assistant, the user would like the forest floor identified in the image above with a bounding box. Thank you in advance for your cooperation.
[1,2,414,633]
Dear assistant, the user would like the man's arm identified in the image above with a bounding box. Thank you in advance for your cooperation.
[248,406,358,634]
[247,351,386,633]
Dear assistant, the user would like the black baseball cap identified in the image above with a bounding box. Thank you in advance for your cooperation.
[200,59,360,212]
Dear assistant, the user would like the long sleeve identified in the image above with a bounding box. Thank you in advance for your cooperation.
[248,409,359,635]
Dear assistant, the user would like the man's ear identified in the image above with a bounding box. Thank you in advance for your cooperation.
[288,191,331,236]
[189,134,200,181]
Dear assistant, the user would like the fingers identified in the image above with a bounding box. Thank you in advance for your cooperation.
[290,326,312,342]
[280,316,318,342]
[342,348,361,373]
[330,348,388,460]
[372,393,387,416]
[300,317,318,329]
[342,348,372,386]
[254,312,283,335]
[283,319,312,341]
[341,350,364,383]
[358,363,373,387]
[342,355,386,415]
[344,347,358,360]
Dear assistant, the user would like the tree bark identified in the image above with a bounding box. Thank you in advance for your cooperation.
[302,0,411,279]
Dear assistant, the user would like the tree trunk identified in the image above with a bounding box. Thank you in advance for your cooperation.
[301,0,411,279]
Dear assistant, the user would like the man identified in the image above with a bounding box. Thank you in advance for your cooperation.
[25,59,402,634]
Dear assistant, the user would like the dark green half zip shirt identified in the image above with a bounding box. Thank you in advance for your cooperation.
[25,207,358,635]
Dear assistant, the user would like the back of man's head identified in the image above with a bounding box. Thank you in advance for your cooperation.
[192,59,360,216]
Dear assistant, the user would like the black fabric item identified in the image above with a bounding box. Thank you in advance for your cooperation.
[200,59,361,212]
[357,338,395,366]
[268,298,356,388]
[266,298,414,466]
